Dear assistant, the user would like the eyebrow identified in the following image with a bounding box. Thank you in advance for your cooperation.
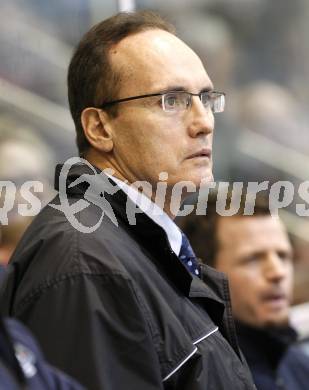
[157,85,214,94]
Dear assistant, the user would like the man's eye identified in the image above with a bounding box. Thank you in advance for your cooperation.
[278,251,293,262]
[242,254,260,264]
[165,95,178,107]
[201,94,210,105]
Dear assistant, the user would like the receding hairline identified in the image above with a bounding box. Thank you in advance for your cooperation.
[107,27,211,96]
[109,27,204,65]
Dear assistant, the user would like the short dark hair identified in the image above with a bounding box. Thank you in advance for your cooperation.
[67,11,176,155]
[177,189,271,267]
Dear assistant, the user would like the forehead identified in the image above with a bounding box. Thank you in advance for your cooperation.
[217,215,291,256]
[109,29,213,94]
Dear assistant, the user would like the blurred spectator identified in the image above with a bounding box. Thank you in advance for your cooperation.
[0,314,84,389]
[0,123,55,265]
[178,191,309,390]
[0,119,55,182]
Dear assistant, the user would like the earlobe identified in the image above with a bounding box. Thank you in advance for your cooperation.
[81,108,114,153]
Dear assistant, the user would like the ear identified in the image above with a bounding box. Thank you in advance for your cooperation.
[81,108,114,153]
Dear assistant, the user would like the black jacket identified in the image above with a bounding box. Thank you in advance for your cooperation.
[1,164,256,390]
[236,321,309,390]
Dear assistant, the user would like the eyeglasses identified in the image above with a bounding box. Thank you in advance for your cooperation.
[99,90,225,113]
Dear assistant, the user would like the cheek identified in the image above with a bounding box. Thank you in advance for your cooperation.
[285,265,294,296]
[228,271,260,304]
[114,111,189,174]
[127,115,180,148]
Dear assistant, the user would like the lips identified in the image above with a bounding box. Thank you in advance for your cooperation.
[187,148,212,159]
[261,291,289,308]
[262,291,287,300]
[261,289,288,300]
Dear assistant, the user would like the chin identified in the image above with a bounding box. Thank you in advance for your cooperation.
[262,314,290,328]
[195,172,214,188]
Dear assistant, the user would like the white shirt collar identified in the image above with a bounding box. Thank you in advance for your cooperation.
[107,174,182,256]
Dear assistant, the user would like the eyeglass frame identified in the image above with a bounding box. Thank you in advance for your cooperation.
[98,90,226,113]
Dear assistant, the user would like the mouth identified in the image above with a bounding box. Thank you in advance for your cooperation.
[261,292,289,309]
[187,148,212,159]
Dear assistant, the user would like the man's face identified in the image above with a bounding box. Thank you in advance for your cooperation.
[106,29,214,193]
[215,215,294,328]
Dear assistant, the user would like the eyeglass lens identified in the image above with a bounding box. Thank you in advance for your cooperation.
[163,92,224,113]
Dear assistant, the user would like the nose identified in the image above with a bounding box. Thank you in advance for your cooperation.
[264,253,287,283]
[187,96,214,138]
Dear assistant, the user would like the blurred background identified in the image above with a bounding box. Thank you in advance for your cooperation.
[0,0,308,311]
